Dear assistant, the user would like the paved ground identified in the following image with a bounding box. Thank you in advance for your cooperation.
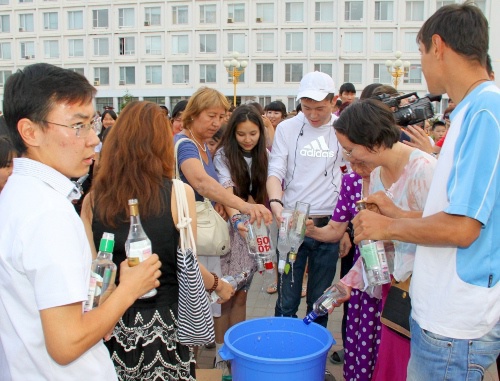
[196,264,499,381]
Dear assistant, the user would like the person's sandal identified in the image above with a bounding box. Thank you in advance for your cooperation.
[266,283,278,294]
[329,349,345,364]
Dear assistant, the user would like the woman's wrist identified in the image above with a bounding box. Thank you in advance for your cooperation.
[207,273,219,293]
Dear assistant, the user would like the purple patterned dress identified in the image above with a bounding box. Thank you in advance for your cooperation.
[331,172,382,381]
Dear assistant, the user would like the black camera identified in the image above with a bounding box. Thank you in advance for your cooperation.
[375,92,442,127]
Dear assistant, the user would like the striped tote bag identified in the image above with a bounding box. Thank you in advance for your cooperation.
[172,179,215,346]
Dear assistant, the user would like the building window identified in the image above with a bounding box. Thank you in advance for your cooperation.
[375,1,393,20]
[172,64,189,84]
[200,4,216,23]
[44,40,59,59]
[344,63,362,83]
[403,63,422,84]
[373,63,392,84]
[145,36,161,55]
[0,70,11,87]
[315,32,334,52]
[172,6,188,24]
[256,3,274,22]
[373,32,393,52]
[96,97,113,111]
[67,68,84,76]
[256,33,274,52]
[43,12,58,30]
[94,67,109,85]
[143,96,166,105]
[145,7,161,26]
[285,32,303,52]
[228,33,245,54]
[256,63,273,82]
[93,38,109,56]
[145,65,162,84]
[404,32,419,52]
[314,63,333,78]
[285,2,304,22]
[200,64,216,83]
[119,37,135,55]
[0,15,10,32]
[20,41,35,58]
[228,3,245,22]
[118,8,134,28]
[200,34,216,53]
[92,9,108,28]
[68,39,84,57]
[406,1,424,21]
[343,32,363,53]
[172,35,189,54]
[0,0,9,5]
[19,13,34,32]
[315,1,334,22]
[344,1,363,21]
[68,11,83,30]
[119,66,135,85]
[0,42,11,59]
[285,63,303,82]
[436,1,454,9]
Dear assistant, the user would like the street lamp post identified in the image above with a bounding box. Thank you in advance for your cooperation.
[385,51,411,90]
[224,51,248,107]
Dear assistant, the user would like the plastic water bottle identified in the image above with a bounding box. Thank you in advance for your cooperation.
[303,283,347,325]
[84,232,117,312]
[209,270,250,303]
[288,201,310,264]
[355,200,391,286]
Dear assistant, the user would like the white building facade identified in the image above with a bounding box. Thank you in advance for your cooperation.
[0,0,495,113]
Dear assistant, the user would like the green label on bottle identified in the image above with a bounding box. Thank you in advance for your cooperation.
[360,243,379,269]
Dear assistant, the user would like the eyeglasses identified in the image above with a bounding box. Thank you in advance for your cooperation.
[42,118,98,137]
[342,147,353,158]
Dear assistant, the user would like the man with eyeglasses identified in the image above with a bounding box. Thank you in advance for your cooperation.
[0,63,161,380]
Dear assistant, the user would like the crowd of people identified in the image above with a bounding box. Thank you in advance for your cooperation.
[0,2,498,381]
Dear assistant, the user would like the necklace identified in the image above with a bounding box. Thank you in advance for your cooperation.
[459,78,490,104]
[188,129,206,152]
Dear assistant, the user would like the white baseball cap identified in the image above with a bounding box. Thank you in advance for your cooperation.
[296,71,336,101]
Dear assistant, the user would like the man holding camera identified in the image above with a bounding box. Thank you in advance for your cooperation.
[353,3,499,380]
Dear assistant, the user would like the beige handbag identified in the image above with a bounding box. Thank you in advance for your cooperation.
[174,138,230,257]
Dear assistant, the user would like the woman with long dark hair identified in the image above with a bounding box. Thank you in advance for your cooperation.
[212,105,269,368]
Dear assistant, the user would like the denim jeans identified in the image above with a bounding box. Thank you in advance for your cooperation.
[275,236,339,328]
[407,316,500,381]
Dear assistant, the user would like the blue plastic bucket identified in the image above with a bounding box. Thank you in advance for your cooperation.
[219,317,334,381]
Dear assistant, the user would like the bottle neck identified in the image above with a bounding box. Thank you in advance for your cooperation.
[97,251,113,261]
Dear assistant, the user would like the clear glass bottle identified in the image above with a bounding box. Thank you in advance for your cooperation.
[84,232,117,312]
[303,283,347,324]
[209,270,250,303]
[355,201,391,286]
[125,198,157,298]
[277,210,293,274]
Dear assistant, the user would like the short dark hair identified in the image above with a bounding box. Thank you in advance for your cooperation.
[417,1,488,66]
[264,101,287,116]
[334,99,400,151]
[432,121,446,130]
[0,135,16,168]
[339,82,356,94]
[486,54,493,77]
[3,63,96,155]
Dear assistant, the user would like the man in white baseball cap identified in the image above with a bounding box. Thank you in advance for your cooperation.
[267,70,344,331]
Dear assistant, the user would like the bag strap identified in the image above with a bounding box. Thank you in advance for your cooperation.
[172,178,197,256]
[174,137,211,204]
